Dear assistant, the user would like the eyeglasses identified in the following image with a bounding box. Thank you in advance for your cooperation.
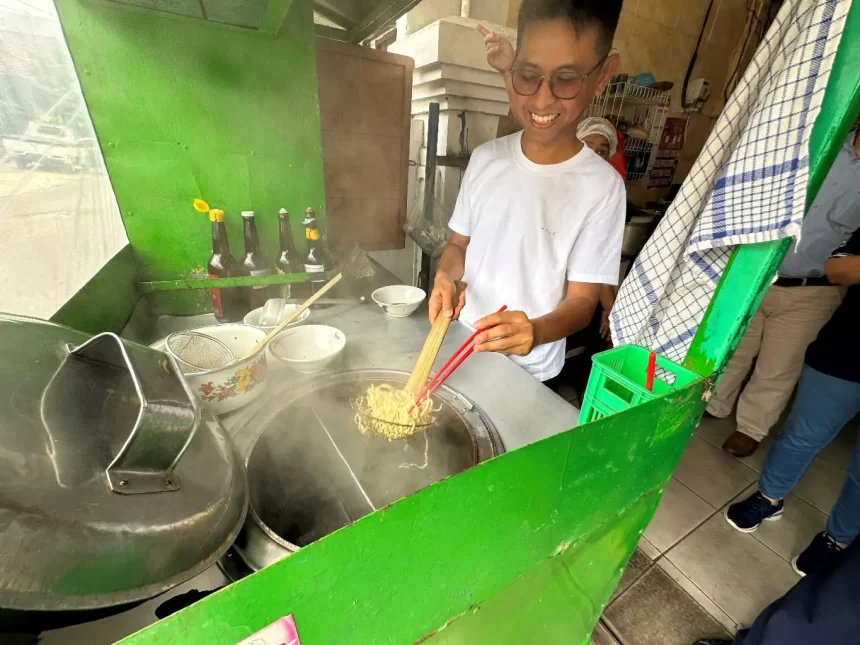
[510,56,608,100]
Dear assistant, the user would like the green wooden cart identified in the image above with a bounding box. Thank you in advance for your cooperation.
[16,0,860,643]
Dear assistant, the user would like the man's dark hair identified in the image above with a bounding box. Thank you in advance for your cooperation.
[517,0,623,59]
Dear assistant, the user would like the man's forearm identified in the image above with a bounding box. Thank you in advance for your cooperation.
[826,256,860,285]
[533,296,598,346]
[437,243,467,281]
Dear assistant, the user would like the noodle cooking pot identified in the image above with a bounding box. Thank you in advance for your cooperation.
[223,369,503,577]
[0,315,247,632]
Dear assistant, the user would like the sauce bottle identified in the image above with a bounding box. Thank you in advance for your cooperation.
[276,208,298,300]
[240,210,275,310]
[207,209,245,322]
[302,208,331,296]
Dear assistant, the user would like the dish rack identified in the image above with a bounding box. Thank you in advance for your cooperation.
[587,80,671,183]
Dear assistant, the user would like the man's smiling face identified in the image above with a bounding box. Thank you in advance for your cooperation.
[509,18,613,147]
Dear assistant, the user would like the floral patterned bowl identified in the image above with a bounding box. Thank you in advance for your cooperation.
[151,324,268,415]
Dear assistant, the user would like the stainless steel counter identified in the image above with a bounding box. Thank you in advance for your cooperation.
[150,300,580,452]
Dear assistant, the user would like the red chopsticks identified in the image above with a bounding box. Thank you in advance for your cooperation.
[646,351,657,392]
[409,305,508,412]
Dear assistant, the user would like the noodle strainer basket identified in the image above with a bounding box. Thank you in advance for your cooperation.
[351,395,437,440]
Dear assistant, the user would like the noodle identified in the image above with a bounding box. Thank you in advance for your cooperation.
[352,384,439,440]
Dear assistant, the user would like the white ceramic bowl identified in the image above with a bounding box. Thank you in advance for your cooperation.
[269,325,346,374]
[243,303,311,332]
[151,324,268,415]
[371,285,426,318]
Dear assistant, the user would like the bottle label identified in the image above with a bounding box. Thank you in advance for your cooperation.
[208,273,224,318]
[306,228,320,241]
[250,268,272,290]
[305,264,325,275]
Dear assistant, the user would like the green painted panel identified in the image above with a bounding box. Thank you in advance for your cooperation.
[50,244,140,334]
[685,2,860,376]
[421,496,659,644]
[55,0,327,314]
[122,382,705,645]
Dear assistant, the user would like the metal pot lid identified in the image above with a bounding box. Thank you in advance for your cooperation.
[231,369,502,555]
[0,315,247,612]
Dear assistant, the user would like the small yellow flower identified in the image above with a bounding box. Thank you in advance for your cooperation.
[193,198,210,213]
[235,368,252,392]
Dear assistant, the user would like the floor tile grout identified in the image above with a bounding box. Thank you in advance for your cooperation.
[655,547,741,634]
[670,475,719,513]
[606,550,737,642]
[605,559,656,611]
[598,618,625,645]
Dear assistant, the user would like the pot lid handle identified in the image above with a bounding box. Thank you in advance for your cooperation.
[41,333,201,495]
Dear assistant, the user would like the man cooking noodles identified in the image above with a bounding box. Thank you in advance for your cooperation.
[429,0,625,383]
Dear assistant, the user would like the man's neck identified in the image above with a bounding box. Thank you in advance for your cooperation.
[521,131,583,165]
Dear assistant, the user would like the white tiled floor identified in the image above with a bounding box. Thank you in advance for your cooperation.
[602,413,858,644]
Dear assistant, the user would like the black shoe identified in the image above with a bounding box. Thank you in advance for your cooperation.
[694,640,733,645]
[722,431,760,458]
[792,532,845,577]
[725,491,784,532]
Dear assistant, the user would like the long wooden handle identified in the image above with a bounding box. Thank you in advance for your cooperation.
[405,281,466,395]
[242,272,343,359]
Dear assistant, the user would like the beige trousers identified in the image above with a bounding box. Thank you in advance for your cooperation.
[707,285,843,442]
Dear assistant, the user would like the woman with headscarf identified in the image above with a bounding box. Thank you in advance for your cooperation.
[578,116,628,180]
[577,116,618,160]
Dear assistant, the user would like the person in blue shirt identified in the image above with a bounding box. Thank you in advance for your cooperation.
[707,123,860,458]
[725,226,860,577]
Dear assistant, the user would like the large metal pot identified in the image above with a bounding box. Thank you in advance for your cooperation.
[224,369,502,576]
[0,315,247,632]
[622,214,658,258]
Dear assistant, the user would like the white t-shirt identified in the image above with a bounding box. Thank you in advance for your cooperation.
[448,131,625,381]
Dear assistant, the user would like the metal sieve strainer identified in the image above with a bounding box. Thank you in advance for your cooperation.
[165,331,235,373]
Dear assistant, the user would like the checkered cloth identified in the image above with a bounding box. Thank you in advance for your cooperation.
[611,0,852,363]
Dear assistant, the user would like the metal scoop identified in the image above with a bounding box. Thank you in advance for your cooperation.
[165,331,234,373]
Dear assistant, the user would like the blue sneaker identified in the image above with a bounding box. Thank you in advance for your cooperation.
[792,532,845,577]
[725,491,784,532]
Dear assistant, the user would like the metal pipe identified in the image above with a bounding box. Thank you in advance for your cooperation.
[423,102,439,225]
[419,102,441,292]
[460,0,471,17]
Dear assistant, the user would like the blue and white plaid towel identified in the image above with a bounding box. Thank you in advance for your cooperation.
[612,0,851,363]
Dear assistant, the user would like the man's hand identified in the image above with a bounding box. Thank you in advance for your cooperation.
[473,310,536,356]
[477,24,514,74]
[600,310,612,342]
[429,274,466,324]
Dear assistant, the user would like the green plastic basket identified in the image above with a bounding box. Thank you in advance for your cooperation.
[578,345,701,425]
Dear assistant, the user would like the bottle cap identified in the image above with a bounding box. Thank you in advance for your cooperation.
[213,209,225,222]
[241,211,255,218]
[208,209,216,222]
[279,208,288,216]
